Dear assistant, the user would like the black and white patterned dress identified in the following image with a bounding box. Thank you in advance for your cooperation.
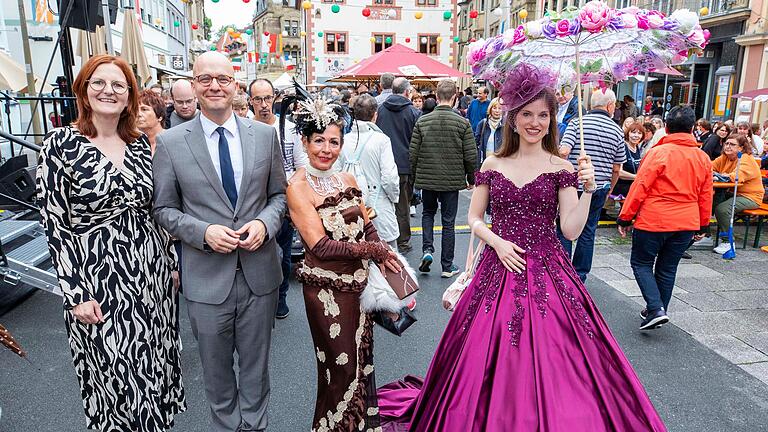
[36,126,186,431]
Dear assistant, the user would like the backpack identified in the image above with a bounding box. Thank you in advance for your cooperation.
[342,131,377,210]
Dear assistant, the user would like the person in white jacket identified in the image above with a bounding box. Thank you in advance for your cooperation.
[338,94,401,248]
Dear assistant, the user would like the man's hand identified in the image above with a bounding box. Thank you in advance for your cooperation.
[618,224,633,238]
[171,271,180,293]
[73,300,104,324]
[236,220,268,252]
[204,224,240,253]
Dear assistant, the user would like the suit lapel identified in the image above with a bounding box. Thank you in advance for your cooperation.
[235,116,255,214]
[185,117,234,212]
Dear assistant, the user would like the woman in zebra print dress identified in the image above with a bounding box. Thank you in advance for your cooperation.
[36,55,185,431]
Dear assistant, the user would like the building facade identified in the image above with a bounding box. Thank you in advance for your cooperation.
[303,0,459,84]
[251,0,302,81]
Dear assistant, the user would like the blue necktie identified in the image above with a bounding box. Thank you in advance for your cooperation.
[216,127,238,209]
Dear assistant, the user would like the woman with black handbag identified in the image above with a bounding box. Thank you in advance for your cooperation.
[286,87,406,431]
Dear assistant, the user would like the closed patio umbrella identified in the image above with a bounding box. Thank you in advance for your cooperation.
[75,26,107,61]
[121,11,152,86]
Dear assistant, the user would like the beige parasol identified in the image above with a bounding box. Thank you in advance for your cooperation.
[121,11,152,86]
[0,50,53,93]
[75,26,107,60]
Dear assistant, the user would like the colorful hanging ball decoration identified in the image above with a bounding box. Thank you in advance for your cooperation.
[405,37,411,43]
[318,31,323,37]
[155,18,163,25]
[469,10,479,19]
[233,32,241,38]
[369,36,376,43]
[282,30,288,36]
[449,56,454,62]
[210,46,217,51]
[300,30,307,37]
[227,27,235,34]
[414,11,423,19]
[243,0,250,3]
[699,6,709,16]
[173,20,180,27]
[385,36,392,44]
[314,56,319,61]
[264,31,270,36]
[211,0,219,2]
[436,36,443,43]
[331,4,340,13]
[302,0,312,10]
[469,37,476,42]
[245,29,253,35]
[453,36,459,42]
[191,23,199,30]
[387,9,397,18]
[518,9,528,20]
[362,7,371,17]
[443,10,452,20]
[327,59,332,63]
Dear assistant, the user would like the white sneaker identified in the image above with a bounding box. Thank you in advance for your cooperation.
[713,243,732,254]
[410,206,416,216]
[692,236,713,248]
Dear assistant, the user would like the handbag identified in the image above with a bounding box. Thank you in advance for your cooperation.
[442,229,485,311]
[361,251,419,336]
[371,307,417,337]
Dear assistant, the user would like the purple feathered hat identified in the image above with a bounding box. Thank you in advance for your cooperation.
[498,63,558,113]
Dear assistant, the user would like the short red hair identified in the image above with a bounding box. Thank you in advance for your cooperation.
[72,55,140,143]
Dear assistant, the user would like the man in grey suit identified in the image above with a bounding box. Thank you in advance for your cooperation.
[153,52,287,432]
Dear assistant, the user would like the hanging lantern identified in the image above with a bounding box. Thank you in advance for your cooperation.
[443,11,452,20]
[518,9,528,20]
[362,7,371,17]
[331,4,340,13]
[414,11,423,19]
[302,1,312,10]
[699,6,709,16]
[245,29,253,35]
[385,36,392,44]
[191,23,199,30]
[453,36,459,42]
[318,31,323,37]
[300,30,307,37]
[469,10,478,19]
[405,37,411,43]
[387,9,397,18]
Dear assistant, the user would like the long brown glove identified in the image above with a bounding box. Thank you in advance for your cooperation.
[311,235,389,263]
[363,221,381,243]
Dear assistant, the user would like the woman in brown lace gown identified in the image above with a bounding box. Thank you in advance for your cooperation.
[286,96,401,432]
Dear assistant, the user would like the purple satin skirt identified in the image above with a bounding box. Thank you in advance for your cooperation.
[378,249,667,432]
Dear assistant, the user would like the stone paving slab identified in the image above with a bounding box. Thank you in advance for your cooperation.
[718,290,768,309]
[692,335,768,364]
[739,362,768,386]
[674,292,743,312]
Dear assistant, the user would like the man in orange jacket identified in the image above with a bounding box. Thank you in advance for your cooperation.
[617,105,713,330]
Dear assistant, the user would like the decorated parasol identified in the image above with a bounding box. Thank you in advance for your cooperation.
[467,1,709,156]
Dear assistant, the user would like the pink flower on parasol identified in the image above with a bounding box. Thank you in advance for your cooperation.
[578,0,613,33]
[646,11,666,29]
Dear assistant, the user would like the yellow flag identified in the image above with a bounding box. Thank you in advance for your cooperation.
[35,0,54,24]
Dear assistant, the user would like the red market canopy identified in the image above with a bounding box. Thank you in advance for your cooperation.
[329,44,467,82]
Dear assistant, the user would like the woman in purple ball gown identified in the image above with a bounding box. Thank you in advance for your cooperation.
[378,66,667,431]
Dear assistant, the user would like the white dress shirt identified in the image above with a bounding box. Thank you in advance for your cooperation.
[200,112,244,194]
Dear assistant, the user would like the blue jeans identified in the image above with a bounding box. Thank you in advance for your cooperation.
[558,185,610,282]
[421,190,459,272]
[630,229,694,314]
[276,218,294,304]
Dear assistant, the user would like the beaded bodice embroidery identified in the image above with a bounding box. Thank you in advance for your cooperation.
[464,169,595,346]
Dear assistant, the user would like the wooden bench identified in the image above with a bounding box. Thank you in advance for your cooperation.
[743,203,768,248]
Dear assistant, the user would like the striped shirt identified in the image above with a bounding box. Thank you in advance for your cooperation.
[269,116,308,178]
[560,109,626,190]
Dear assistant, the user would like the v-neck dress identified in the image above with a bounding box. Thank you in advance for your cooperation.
[36,126,186,431]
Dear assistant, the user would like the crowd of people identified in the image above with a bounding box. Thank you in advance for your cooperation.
[31,48,766,432]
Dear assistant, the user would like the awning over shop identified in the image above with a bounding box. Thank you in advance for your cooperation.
[330,44,467,83]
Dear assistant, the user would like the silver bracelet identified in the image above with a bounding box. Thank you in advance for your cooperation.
[583,183,597,194]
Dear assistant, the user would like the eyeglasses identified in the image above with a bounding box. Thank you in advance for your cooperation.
[250,95,274,105]
[723,142,741,148]
[87,79,129,95]
[194,74,234,87]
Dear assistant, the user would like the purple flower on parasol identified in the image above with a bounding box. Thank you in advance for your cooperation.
[499,63,557,113]
[541,20,557,40]
[606,16,625,31]
[660,19,679,31]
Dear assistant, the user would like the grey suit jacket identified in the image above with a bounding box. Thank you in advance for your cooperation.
[153,113,287,304]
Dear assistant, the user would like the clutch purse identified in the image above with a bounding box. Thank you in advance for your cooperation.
[383,257,419,300]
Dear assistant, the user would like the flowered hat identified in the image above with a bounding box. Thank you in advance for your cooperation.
[498,63,558,113]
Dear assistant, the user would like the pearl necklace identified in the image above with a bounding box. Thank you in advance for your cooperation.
[305,164,344,196]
